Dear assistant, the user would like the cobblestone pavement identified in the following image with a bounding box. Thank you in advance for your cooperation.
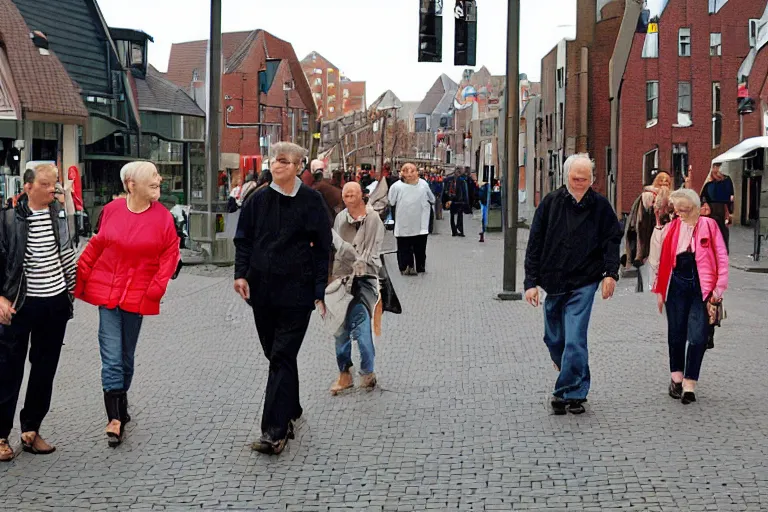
[2,215,768,511]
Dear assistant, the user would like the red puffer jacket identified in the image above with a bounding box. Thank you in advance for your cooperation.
[75,199,180,316]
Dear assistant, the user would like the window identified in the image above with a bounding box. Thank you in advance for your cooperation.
[643,22,659,58]
[415,117,428,133]
[678,81,692,126]
[559,103,564,130]
[130,43,144,66]
[749,19,759,47]
[646,81,659,125]
[672,144,688,188]
[556,68,564,88]
[343,89,350,98]
[643,148,659,185]
[313,77,322,86]
[679,28,691,57]
[710,33,722,56]
[712,82,722,147]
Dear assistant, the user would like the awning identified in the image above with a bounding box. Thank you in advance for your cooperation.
[712,136,768,164]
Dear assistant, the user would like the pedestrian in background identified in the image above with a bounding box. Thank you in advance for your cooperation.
[650,188,728,404]
[700,163,734,252]
[326,182,384,395]
[311,159,343,221]
[442,169,469,237]
[524,154,622,415]
[388,163,435,275]
[76,161,179,448]
[0,164,77,461]
[234,142,331,455]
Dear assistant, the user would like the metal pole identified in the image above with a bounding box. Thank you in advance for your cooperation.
[206,0,222,259]
[499,0,522,300]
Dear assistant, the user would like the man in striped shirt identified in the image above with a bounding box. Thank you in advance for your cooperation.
[0,164,77,461]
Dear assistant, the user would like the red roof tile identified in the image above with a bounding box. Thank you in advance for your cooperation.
[165,31,252,90]
[0,0,88,123]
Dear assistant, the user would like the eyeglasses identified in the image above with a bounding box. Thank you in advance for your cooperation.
[275,158,298,166]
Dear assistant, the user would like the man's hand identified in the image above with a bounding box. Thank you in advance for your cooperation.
[315,300,326,317]
[525,287,539,307]
[0,296,15,326]
[445,201,452,209]
[234,279,250,301]
[601,277,616,300]
[657,294,664,314]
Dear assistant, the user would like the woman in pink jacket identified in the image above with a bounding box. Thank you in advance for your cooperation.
[650,188,728,404]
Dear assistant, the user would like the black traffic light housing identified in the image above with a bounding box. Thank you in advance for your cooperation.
[454,0,477,66]
[418,0,443,63]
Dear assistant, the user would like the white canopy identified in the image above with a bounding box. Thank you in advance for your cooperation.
[712,136,768,164]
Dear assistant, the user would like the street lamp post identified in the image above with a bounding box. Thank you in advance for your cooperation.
[498,0,522,301]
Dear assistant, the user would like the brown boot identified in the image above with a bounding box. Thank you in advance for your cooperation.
[0,439,14,462]
[360,372,377,390]
[330,371,353,395]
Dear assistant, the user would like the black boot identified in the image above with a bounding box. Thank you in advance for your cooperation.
[103,390,124,447]
[119,393,131,425]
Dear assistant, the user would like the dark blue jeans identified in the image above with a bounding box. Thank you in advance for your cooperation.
[665,253,709,381]
[98,307,144,392]
[543,282,599,400]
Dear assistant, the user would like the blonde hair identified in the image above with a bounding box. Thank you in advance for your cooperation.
[670,188,701,210]
[24,163,58,185]
[120,161,158,194]
[400,163,417,174]
[651,171,671,188]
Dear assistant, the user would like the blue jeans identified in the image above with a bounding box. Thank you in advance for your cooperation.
[543,282,599,400]
[335,302,375,375]
[665,253,708,381]
[98,307,143,392]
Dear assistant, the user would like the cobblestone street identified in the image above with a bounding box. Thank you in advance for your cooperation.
[2,215,768,511]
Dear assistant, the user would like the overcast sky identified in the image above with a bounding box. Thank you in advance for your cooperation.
[98,0,579,104]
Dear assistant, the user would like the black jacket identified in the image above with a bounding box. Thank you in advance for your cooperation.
[0,195,75,312]
[524,186,621,295]
[234,183,332,308]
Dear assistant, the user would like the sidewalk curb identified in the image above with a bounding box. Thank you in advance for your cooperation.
[729,263,768,273]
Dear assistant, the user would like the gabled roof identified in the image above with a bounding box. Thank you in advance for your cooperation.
[166,30,252,88]
[369,90,402,111]
[416,74,458,115]
[301,50,339,70]
[0,0,88,123]
[134,65,204,117]
[11,0,115,96]
[168,30,316,117]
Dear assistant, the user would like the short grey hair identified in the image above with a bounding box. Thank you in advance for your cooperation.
[120,161,158,193]
[670,188,701,210]
[563,153,595,180]
[269,142,307,164]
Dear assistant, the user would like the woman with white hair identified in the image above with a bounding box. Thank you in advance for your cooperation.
[650,188,728,404]
[75,161,180,447]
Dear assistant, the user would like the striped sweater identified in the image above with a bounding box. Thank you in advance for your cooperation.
[24,208,77,297]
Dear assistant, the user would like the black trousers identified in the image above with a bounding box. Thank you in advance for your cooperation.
[450,204,465,235]
[251,304,312,441]
[0,293,70,439]
[396,235,428,273]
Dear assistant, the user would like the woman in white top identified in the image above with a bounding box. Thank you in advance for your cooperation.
[387,163,435,275]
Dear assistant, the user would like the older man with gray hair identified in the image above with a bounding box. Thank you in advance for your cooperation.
[524,153,622,415]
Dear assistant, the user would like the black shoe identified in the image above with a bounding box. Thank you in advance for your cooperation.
[567,399,586,414]
[119,393,131,425]
[458,233,466,237]
[452,233,458,237]
[551,397,567,415]
[103,390,125,447]
[706,335,714,350]
[681,391,697,404]
[668,380,683,400]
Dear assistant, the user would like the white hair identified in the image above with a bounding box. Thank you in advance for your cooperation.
[269,142,307,163]
[563,153,595,181]
[670,188,701,210]
[120,161,158,193]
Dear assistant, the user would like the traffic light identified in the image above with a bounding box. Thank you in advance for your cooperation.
[418,0,443,63]
[454,0,477,67]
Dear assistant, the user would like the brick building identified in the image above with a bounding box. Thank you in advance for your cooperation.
[301,51,366,121]
[617,0,768,215]
[167,30,316,176]
[538,0,626,201]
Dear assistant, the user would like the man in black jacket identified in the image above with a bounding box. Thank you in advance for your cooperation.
[234,142,332,455]
[442,169,469,236]
[0,164,77,461]
[524,154,621,415]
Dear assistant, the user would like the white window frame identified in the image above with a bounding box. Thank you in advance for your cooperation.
[643,148,659,185]
[710,33,722,56]
[646,81,659,127]
[679,28,691,57]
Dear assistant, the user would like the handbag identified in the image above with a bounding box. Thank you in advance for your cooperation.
[379,258,402,315]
